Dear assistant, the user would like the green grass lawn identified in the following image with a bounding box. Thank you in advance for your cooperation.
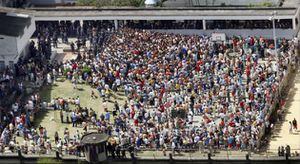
[17,77,125,144]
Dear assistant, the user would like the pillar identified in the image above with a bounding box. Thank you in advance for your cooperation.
[80,20,83,28]
[114,20,118,30]
[292,18,296,30]
[203,19,206,30]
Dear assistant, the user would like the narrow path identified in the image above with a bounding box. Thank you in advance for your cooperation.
[268,64,300,153]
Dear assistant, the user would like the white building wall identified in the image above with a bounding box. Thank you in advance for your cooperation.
[16,18,36,55]
[0,18,35,67]
[0,35,18,66]
[296,8,300,35]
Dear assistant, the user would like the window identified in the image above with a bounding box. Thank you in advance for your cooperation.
[0,61,5,71]
[9,61,14,69]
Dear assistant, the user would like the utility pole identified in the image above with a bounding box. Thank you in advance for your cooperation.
[270,11,278,59]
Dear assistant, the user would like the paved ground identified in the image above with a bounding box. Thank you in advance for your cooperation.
[282,0,300,7]
[53,52,77,63]
[268,67,300,152]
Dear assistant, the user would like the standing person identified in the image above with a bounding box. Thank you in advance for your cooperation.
[281,146,285,156]
[114,101,119,113]
[278,146,281,156]
[171,140,176,155]
[292,118,297,130]
[82,121,88,133]
[286,145,291,157]
[105,109,110,122]
[289,121,293,134]
[75,96,80,107]
[47,73,52,85]
[54,131,59,144]
[71,112,77,127]
[70,42,75,52]
[91,90,97,99]
[53,35,58,48]
[72,76,77,89]
[60,110,64,123]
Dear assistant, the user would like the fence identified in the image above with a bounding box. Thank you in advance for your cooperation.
[256,48,298,148]
[153,29,297,39]
[1,147,299,162]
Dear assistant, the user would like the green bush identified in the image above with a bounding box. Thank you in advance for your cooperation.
[63,68,71,76]
[76,0,145,7]
[82,66,91,74]
[248,1,273,7]
[171,108,177,119]
[177,109,187,119]
[36,158,62,164]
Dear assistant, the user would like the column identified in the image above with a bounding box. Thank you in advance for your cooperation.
[203,19,206,30]
[114,20,118,30]
[80,20,83,28]
[292,18,296,30]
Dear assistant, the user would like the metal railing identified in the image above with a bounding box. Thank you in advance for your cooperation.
[109,148,300,160]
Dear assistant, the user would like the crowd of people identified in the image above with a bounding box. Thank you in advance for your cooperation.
[277,145,300,157]
[0,20,298,158]
[41,26,298,154]
[206,20,293,29]
[0,23,60,154]
[0,20,114,156]
[125,20,204,29]
[68,28,297,153]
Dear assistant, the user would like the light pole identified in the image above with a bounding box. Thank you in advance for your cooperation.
[269,11,278,59]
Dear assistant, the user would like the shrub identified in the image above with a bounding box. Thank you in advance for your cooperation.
[76,0,145,7]
[36,158,62,164]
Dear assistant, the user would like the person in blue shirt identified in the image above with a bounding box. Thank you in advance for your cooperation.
[105,111,110,121]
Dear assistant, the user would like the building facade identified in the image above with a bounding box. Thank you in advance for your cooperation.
[0,13,35,70]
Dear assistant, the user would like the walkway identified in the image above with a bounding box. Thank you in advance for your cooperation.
[282,0,300,7]
[268,64,300,152]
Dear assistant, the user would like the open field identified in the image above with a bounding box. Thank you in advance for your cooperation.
[17,77,126,143]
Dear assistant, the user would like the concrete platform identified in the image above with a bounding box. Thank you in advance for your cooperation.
[268,68,300,152]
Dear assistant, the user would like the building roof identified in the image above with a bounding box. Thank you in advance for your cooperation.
[0,6,298,21]
[0,6,34,15]
[30,7,297,21]
[81,133,109,145]
[164,0,281,7]
[0,13,31,37]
